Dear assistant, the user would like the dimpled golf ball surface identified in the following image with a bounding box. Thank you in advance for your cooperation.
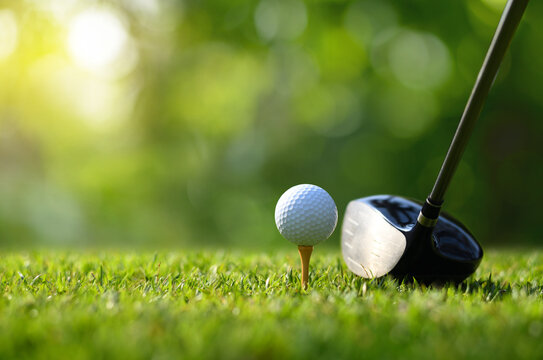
[275,184,338,246]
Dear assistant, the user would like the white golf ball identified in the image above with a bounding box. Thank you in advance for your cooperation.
[275,184,338,246]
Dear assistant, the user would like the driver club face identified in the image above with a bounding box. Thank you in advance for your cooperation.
[341,195,483,283]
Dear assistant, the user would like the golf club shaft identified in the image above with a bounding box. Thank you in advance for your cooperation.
[428,0,529,206]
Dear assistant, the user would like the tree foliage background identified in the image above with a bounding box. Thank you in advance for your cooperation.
[0,0,542,249]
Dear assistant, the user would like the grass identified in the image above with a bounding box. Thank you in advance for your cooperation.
[0,249,542,360]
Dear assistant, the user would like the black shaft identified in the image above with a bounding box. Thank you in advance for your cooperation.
[428,0,529,205]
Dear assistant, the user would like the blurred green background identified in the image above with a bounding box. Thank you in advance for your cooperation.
[0,0,541,250]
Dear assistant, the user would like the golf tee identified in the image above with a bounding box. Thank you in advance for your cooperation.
[298,245,313,290]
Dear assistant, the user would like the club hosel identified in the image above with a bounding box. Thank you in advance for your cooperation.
[392,199,443,277]
[416,198,443,228]
[391,219,436,278]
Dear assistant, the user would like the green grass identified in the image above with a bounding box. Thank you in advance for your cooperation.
[1,249,542,360]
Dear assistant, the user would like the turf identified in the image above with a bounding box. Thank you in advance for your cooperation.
[0,249,542,360]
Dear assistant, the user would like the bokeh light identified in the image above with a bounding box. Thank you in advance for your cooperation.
[254,0,307,41]
[388,30,451,90]
[371,28,451,90]
[0,10,18,60]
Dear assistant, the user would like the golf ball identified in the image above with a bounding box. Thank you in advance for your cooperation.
[275,184,338,246]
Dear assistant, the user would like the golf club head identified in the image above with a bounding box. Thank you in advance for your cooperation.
[341,195,483,283]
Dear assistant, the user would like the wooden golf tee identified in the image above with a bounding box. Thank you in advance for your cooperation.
[298,245,313,290]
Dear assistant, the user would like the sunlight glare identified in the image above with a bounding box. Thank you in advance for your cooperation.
[67,9,128,72]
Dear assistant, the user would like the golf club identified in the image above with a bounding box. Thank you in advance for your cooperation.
[341,0,529,283]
